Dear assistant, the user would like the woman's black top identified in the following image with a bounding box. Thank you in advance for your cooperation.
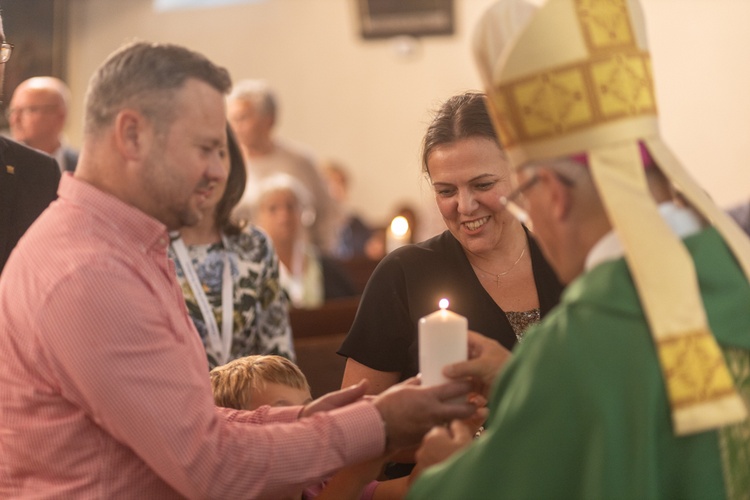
[338,228,563,381]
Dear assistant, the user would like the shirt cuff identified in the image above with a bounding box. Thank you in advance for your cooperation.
[318,400,386,463]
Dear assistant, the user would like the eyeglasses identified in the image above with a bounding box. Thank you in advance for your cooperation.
[6,104,59,119]
[499,175,539,224]
[500,171,575,224]
[0,43,14,64]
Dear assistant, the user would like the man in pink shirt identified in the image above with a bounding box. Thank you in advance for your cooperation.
[0,39,475,498]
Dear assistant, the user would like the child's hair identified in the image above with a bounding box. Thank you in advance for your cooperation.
[209,355,311,410]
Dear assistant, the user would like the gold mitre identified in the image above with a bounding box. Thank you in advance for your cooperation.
[473,0,750,436]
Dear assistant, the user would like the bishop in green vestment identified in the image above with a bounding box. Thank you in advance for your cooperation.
[408,0,750,498]
[409,227,750,499]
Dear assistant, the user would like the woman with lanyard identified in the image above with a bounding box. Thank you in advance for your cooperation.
[169,125,295,369]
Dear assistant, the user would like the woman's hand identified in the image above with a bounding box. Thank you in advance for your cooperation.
[443,331,511,398]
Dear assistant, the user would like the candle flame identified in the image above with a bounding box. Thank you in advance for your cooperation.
[439,298,449,310]
[390,216,410,237]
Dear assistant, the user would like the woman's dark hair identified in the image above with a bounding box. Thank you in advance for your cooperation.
[421,91,501,177]
[216,124,247,236]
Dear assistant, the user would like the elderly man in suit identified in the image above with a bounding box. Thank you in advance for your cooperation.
[0,29,60,274]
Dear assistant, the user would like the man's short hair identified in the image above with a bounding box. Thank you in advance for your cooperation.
[209,355,310,410]
[83,41,232,136]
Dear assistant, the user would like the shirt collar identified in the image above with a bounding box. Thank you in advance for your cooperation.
[59,174,171,253]
[585,201,704,271]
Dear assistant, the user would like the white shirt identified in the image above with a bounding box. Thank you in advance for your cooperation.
[585,202,703,272]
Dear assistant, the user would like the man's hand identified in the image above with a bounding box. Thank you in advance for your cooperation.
[443,331,511,398]
[299,379,369,418]
[372,377,475,452]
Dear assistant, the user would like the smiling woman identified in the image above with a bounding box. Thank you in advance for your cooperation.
[336,92,564,482]
[339,91,564,398]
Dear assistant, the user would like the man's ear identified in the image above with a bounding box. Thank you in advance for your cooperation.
[538,168,573,222]
[113,109,150,161]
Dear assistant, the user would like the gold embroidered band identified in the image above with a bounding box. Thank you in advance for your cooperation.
[492,50,655,147]
[473,0,749,436]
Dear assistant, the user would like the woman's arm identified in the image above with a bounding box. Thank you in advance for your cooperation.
[342,358,400,395]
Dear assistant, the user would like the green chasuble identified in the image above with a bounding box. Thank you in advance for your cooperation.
[409,228,750,500]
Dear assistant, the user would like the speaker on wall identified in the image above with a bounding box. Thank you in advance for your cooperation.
[357,0,454,40]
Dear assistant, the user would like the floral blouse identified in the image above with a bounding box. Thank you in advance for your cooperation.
[169,227,295,369]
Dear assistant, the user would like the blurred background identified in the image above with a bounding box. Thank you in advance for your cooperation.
[2,0,749,236]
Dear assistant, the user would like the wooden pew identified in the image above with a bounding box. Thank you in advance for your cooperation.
[334,256,381,295]
[290,296,361,398]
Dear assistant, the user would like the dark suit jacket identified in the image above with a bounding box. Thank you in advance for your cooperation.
[0,137,60,274]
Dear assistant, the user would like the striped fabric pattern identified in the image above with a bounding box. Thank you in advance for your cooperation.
[0,174,384,499]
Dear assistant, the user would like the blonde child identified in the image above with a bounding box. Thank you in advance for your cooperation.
[210,356,385,500]
[210,354,313,411]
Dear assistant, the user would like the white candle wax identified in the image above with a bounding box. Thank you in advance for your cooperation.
[418,305,468,387]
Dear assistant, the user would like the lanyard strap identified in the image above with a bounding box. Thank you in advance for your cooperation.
[171,237,233,365]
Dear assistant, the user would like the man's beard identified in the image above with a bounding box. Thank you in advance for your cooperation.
[141,151,203,230]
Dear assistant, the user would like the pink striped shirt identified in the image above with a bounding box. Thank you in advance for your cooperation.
[0,174,385,499]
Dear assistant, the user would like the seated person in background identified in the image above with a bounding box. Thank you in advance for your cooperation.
[169,125,294,369]
[321,159,374,259]
[339,91,563,395]
[253,173,356,309]
[210,355,384,500]
[8,76,79,173]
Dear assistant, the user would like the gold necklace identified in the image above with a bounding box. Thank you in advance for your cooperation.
[472,246,526,287]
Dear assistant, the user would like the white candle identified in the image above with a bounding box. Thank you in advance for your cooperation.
[386,215,411,253]
[418,299,468,387]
